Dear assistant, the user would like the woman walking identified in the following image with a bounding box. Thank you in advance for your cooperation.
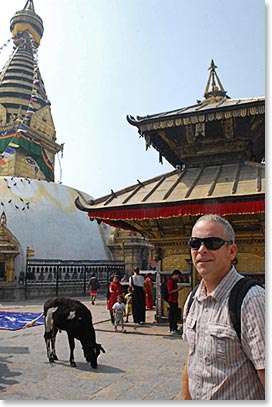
[87,273,100,305]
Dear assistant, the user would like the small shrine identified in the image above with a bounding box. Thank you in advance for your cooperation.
[0,211,19,282]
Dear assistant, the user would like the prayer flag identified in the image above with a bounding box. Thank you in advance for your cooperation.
[5,146,15,154]
[8,142,20,148]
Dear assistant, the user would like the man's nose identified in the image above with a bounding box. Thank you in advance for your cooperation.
[198,242,208,252]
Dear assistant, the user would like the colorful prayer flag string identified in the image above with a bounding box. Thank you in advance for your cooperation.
[0,37,12,55]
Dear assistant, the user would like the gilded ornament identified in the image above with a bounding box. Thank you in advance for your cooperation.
[208,113,214,121]
[191,116,198,124]
[175,118,182,126]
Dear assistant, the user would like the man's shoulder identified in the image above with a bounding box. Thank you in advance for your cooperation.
[167,278,173,285]
[240,281,265,307]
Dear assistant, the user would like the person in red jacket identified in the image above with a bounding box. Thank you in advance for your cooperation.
[107,275,122,324]
[144,273,154,309]
[167,269,182,334]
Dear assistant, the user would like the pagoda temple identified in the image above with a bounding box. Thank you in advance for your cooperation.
[0,0,111,295]
[76,60,265,286]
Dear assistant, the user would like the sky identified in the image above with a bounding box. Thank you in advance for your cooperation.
[0,0,266,199]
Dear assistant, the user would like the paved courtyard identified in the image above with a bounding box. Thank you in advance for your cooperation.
[0,296,188,400]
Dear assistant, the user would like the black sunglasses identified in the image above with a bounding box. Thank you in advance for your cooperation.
[188,237,233,251]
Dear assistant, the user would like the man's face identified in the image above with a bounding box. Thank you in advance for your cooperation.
[190,220,237,284]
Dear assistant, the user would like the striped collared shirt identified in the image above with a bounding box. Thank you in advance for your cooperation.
[183,267,265,400]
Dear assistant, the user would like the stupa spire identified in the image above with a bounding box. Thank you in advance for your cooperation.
[0,1,62,182]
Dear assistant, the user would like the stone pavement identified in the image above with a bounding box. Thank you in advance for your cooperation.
[0,296,188,400]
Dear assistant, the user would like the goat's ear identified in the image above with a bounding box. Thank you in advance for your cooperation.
[98,344,105,353]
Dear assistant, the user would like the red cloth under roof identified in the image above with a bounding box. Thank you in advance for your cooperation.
[88,199,264,221]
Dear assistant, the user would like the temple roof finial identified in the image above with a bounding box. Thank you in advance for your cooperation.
[204,59,229,102]
[24,0,35,13]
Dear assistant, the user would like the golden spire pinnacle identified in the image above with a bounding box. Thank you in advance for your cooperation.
[10,0,44,46]
[24,0,35,12]
[204,59,228,102]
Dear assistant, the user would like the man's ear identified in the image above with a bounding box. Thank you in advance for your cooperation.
[229,243,237,261]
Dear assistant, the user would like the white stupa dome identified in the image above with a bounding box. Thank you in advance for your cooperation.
[0,176,111,275]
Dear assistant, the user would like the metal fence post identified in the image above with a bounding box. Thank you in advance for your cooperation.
[25,261,28,300]
[83,265,87,295]
[155,260,162,322]
[56,265,59,296]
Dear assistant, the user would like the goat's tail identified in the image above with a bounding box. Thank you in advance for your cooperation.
[23,312,44,328]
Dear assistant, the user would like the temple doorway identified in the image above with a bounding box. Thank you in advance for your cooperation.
[0,262,6,280]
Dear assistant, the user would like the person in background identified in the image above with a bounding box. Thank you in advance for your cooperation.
[124,286,133,323]
[144,273,154,309]
[121,273,129,282]
[112,295,126,333]
[167,269,182,334]
[107,275,122,324]
[87,273,100,305]
[181,214,265,400]
[129,267,146,324]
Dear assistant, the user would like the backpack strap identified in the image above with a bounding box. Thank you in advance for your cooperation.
[228,277,264,341]
[186,284,199,317]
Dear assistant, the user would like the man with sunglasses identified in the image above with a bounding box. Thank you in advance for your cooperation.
[181,214,265,400]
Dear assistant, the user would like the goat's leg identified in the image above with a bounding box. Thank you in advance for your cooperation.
[44,307,58,363]
[44,330,55,363]
[50,327,59,361]
[67,333,76,367]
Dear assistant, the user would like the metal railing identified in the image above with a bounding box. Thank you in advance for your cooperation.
[24,259,125,299]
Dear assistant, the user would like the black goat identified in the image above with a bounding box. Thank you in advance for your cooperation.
[25,297,105,368]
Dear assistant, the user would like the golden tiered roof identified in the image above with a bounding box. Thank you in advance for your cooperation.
[76,61,265,240]
[75,161,264,237]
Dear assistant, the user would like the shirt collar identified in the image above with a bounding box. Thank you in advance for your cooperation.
[197,266,240,302]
